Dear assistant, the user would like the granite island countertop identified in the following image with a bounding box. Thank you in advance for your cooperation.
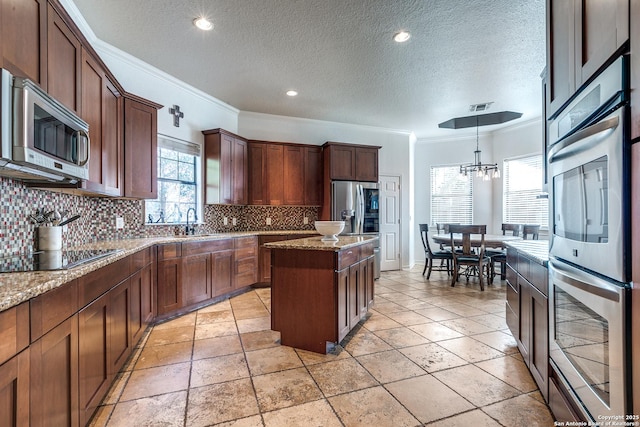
[0,230,320,312]
[504,240,549,266]
[264,235,378,251]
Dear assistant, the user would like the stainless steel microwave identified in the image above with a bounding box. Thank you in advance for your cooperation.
[0,69,90,183]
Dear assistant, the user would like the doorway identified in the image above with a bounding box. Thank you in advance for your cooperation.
[379,175,401,270]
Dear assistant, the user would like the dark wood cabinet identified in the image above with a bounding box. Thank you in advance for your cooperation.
[284,145,304,205]
[30,315,79,427]
[124,96,160,199]
[258,234,288,284]
[46,3,81,112]
[506,247,549,402]
[355,147,379,182]
[234,236,257,289]
[304,146,323,205]
[183,253,212,306]
[248,142,268,205]
[546,0,628,119]
[266,144,284,205]
[130,262,153,345]
[212,249,234,297]
[0,349,30,427]
[156,244,182,316]
[109,279,132,374]
[336,267,350,342]
[203,129,248,205]
[1,0,46,85]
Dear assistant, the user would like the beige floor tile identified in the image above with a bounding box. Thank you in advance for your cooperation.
[107,391,187,426]
[307,358,378,397]
[356,350,425,383]
[413,307,460,321]
[245,345,303,375]
[253,367,323,412]
[152,312,197,330]
[373,327,431,348]
[240,330,281,351]
[194,320,238,340]
[394,299,434,311]
[432,364,521,407]
[439,318,496,336]
[409,322,464,341]
[483,393,555,426]
[215,415,264,427]
[400,343,468,373]
[437,336,506,363]
[386,374,474,423]
[101,371,131,405]
[191,353,250,387]
[295,345,352,366]
[197,299,232,313]
[186,378,259,426]
[233,306,271,320]
[343,329,393,356]
[120,362,190,401]
[236,316,271,333]
[88,404,114,427]
[424,409,502,426]
[468,313,509,330]
[440,302,489,317]
[145,325,194,346]
[134,340,193,369]
[196,309,235,324]
[384,310,432,326]
[328,386,420,426]
[371,301,407,314]
[470,330,519,354]
[262,399,343,427]
[476,356,538,392]
[361,313,403,331]
[192,334,244,360]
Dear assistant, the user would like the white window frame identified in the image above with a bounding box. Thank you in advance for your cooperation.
[144,134,202,225]
[430,164,473,226]
[502,153,548,228]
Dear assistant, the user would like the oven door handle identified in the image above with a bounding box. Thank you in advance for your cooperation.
[549,260,623,302]
[548,115,619,163]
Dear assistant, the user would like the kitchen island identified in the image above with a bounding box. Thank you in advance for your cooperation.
[266,235,378,353]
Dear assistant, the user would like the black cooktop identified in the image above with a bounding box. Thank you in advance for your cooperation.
[0,249,123,273]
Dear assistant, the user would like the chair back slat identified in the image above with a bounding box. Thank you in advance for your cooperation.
[522,224,540,240]
[501,223,522,236]
[419,224,434,256]
[448,224,486,257]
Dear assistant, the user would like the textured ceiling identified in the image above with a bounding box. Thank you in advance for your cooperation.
[70,0,546,139]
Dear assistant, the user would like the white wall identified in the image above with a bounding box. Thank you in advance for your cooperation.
[413,119,543,266]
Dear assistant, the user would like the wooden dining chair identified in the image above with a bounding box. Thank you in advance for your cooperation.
[522,224,540,240]
[448,224,492,290]
[419,224,453,278]
[488,223,522,280]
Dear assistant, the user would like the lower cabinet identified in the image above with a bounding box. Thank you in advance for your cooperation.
[183,253,212,306]
[338,255,375,342]
[0,349,30,427]
[130,263,154,344]
[156,244,182,316]
[234,236,258,289]
[212,249,234,297]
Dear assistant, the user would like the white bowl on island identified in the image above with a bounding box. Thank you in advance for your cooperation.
[315,221,345,241]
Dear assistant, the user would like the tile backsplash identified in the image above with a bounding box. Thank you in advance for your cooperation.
[0,177,318,255]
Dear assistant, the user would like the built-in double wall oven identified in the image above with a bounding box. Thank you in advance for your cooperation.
[547,55,632,421]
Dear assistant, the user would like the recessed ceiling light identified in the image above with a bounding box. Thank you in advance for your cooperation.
[393,31,411,43]
[193,17,213,31]
[286,90,298,97]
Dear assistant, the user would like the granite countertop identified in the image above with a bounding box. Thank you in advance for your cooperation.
[265,235,378,251]
[505,240,549,266]
[0,230,320,312]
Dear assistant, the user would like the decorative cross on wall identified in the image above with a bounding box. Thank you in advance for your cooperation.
[169,105,184,127]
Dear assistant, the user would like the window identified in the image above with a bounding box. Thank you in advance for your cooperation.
[430,165,473,225]
[503,154,548,227]
[145,135,201,224]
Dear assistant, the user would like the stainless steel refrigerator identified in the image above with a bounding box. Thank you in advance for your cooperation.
[331,181,380,278]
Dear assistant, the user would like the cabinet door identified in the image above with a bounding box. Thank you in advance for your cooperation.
[358,258,368,319]
[248,142,267,205]
[336,268,350,342]
[546,0,575,117]
[157,258,182,315]
[365,255,375,310]
[30,315,79,427]
[109,280,132,375]
[530,284,549,401]
[283,145,305,205]
[355,147,379,182]
[124,98,157,199]
[1,0,46,84]
[304,146,323,205]
[348,262,360,329]
[81,48,105,192]
[130,263,153,344]
[232,138,248,204]
[575,0,628,86]
[329,145,356,180]
[517,276,531,366]
[0,349,29,427]
[219,133,234,204]
[267,144,284,205]
[78,293,110,427]
[212,249,234,297]
[183,253,212,306]
[102,78,123,196]
[47,3,81,112]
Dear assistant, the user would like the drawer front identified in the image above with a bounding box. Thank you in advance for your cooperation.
[506,278,519,313]
[527,261,548,297]
[182,239,233,257]
[506,247,518,267]
[360,242,374,258]
[337,246,360,270]
[236,245,257,259]
[30,279,78,342]
[157,243,181,260]
[235,236,258,249]
[235,257,257,287]
[79,257,130,306]
[517,254,531,280]
[130,247,151,272]
[506,264,517,288]
[0,302,29,365]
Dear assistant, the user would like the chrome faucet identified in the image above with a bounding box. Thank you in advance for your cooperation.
[185,207,197,235]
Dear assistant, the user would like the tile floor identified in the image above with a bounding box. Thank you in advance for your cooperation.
[89,267,555,427]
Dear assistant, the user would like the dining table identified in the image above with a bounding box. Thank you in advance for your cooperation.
[432,233,522,249]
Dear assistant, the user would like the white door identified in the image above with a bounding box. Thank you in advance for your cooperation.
[379,175,401,270]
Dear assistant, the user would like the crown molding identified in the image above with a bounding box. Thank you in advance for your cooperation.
[416,116,542,144]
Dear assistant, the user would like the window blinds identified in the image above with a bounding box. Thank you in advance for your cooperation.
[503,155,548,227]
[430,165,473,225]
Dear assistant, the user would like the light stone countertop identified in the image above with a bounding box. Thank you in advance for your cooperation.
[504,240,549,266]
[264,235,379,251]
[0,230,319,312]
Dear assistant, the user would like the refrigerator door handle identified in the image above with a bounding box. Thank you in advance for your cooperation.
[356,184,364,234]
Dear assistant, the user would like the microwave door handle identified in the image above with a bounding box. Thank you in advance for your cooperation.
[548,115,619,163]
[75,130,90,166]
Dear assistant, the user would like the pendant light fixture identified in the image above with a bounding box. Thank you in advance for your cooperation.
[458,117,500,181]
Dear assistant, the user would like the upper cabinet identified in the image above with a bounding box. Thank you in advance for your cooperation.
[123,96,160,199]
[247,140,322,206]
[203,128,248,205]
[323,142,380,182]
[1,0,46,85]
[546,0,628,118]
